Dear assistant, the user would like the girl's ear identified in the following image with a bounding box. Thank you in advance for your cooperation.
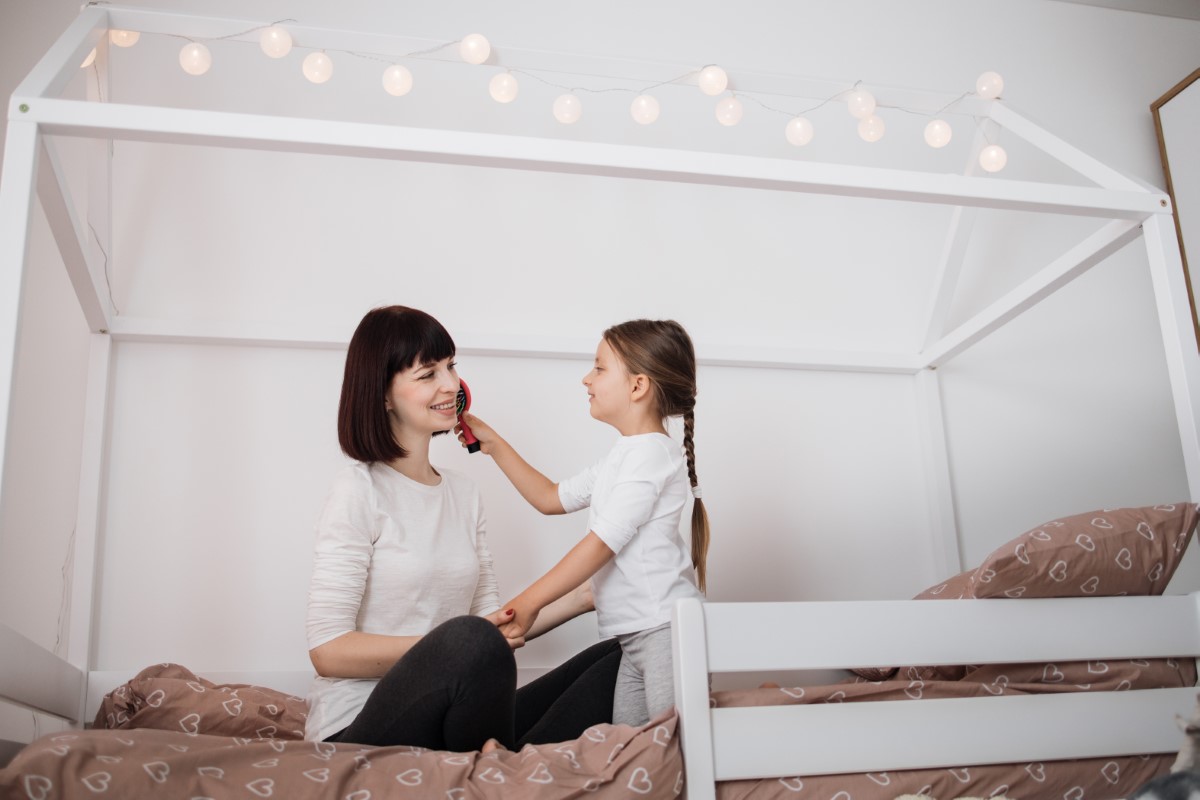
[630,374,652,402]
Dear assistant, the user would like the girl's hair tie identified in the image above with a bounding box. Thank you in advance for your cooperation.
[691,485,703,500]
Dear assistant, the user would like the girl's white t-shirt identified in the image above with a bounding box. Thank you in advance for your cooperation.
[304,461,499,742]
[558,432,703,638]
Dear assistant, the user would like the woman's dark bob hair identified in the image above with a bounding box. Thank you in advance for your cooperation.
[338,305,456,463]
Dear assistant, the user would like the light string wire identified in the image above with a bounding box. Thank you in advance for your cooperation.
[94,11,996,129]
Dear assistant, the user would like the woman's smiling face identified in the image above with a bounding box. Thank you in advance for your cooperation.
[386,356,460,437]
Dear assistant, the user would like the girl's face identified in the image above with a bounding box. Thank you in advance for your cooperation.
[582,339,636,426]
[385,356,460,438]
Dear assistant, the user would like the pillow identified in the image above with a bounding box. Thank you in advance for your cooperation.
[850,503,1198,683]
[914,568,973,600]
[94,663,308,740]
[969,502,1199,599]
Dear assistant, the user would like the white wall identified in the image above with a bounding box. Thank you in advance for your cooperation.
[3,0,1200,740]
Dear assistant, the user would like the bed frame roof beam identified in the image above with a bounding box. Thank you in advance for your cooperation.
[920,218,1143,368]
[11,96,1167,221]
[36,137,109,332]
[988,102,1147,193]
[13,6,106,102]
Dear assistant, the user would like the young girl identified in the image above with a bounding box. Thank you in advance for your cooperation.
[305,305,621,751]
[459,319,710,727]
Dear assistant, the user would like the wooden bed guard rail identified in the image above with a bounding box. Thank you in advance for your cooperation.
[0,623,84,723]
[672,594,1200,800]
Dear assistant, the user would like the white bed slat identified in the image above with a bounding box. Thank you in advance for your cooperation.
[105,316,923,374]
[710,687,1198,780]
[702,595,1200,672]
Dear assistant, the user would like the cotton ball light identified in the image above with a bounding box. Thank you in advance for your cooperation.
[302,52,333,84]
[858,114,885,142]
[553,94,583,124]
[845,88,876,119]
[979,144,1007,172]
[260,26,293,58]
[179,42,212,76]
[382,65,413,96]
[714,96,743,126]
[785,117,814,146]
[460,34,491,65]
[697,65,728,96]
[630,94,660,125]
[489,72,519,103]
[976,71,1004,99]
[109,30,139,47]
[924,119,953,148]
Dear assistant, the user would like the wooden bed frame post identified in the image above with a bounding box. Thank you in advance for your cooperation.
[0,120,40,511]
[1144,215,1200,498]
[672,597,716,800]
[915,369,963,578]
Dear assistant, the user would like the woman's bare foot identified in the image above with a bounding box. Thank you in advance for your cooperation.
[481,738,507,754]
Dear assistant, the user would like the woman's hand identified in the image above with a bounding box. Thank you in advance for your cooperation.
[483,607,525,650]
[456,412,502,456]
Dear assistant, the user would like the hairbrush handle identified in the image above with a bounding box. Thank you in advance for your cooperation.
[456,379,480,453]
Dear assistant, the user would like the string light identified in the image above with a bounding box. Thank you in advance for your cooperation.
[924,119,952,148]
[715,95,743,126]
[845,88,876,120]
[109,29,139,47]
[697,65,728,96]
[179,42,212,76]
[302,51,333,84]
[92,24,1013,172]
[489,72,519,103]
[785,117,814,146]
[976,71,1004,100]
[460,34,490,65]
[979,144,1007,172]
[858,114,885,142]
[260,26,293,58]
[630,94,660,125]
[553,93,583,124]
[382,64,413,96]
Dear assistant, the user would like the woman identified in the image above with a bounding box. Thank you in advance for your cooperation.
[304,305,620,751]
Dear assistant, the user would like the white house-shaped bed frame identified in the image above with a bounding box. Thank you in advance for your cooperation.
[1,5,1198,735]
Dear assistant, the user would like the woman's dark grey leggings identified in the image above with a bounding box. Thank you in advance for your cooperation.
[326,615,621,751]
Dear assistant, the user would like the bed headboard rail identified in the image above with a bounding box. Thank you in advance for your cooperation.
[672,595,1200,800]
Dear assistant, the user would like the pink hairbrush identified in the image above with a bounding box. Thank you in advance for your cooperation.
[456,379,480,453]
